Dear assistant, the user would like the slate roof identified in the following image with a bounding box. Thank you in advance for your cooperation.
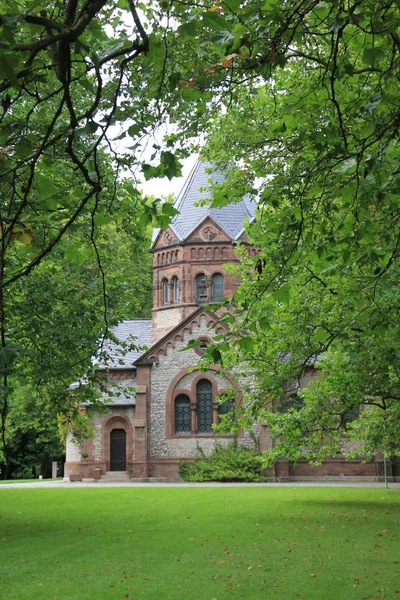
[153,160,256,245]
[99,319,152,369]
[100,376,137,406]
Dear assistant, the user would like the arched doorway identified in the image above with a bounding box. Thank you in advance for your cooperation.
[110,429,126,471]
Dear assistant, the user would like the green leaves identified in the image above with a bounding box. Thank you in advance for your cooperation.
[0,343,20,374]
[0,0,399,472]
[142,151,182,181]
[273,284,290,305]
[34,174,60,201]
[362,46,386,67]
[199,0,400,465]
[177,20,200,37]
[0,53,19,87]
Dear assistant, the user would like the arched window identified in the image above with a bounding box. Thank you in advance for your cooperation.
[171,276,179,303]
[218,397,235,417]
[174,394,191,434]
[218,397,235,428]
[342,406,360,428]
[196,273,208,304]
[194,338,209,357]
[211,273,224,301]
[281,394,305,412]
[197,379,213,433]
[162,278,169,304]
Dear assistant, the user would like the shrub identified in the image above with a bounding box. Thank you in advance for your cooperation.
[179,443,264,482]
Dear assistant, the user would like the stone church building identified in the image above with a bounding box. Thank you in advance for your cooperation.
[64,161,387,482]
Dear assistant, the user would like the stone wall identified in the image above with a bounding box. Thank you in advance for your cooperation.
[66,432,82,462]
[91,407,136,461]
[64,406,136,480]
[149,313,252,459]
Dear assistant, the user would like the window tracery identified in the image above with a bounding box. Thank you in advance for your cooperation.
[197,379,213,433]
[162,278,169,304]
[174,394,191,434]
[171,375,235,436]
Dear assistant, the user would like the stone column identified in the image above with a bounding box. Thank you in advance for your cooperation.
[132,364,151,478]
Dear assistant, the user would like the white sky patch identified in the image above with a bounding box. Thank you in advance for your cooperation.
[138,153,198,198]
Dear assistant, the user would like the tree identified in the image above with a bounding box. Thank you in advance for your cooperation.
[194,0,400,464]
[1,0,399,468]
[0,175,154,475]
[0,0,182,462]
[2,384,65,479]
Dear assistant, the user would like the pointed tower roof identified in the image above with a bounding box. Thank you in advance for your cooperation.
[166,160,256,243]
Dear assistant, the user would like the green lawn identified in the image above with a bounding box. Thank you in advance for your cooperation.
[0,487,399,600]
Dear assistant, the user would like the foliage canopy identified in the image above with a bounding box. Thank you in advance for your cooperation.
[197,0,400,463]
[0,0,399,467]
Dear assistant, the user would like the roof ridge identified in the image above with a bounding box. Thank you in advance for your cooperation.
[112,319,151,324]
[114,318,152,323]
[174,159,202,213]
[156,159,256,244]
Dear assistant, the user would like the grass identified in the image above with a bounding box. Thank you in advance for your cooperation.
[0,487,399,600]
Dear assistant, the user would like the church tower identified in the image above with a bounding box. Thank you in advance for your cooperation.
[150,161,256,344]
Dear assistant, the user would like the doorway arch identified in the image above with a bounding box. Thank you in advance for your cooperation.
[102,415,132,472]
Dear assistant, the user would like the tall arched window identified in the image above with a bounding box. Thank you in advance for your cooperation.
[196,273,208,304]
[218,397,235,428]
[281,394,305,412]
[197,379,213,433]
[211,273,224,301]
[218,397,235,417]
[175,394,191,434]
[172,276,179,303]
[162,278,169,304]
[342,406,360,428]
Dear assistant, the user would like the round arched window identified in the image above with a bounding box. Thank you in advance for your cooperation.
[211,273,224,301]
[171,276,179,303]
[196,273,208,303]
[194,338,209,356]
[162,278,169,304]
[197,379,213,433]
[174,394,191,434]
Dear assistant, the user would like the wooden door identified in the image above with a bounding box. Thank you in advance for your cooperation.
[110,429,126,471]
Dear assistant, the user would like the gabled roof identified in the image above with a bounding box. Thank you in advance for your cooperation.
[153,161,256,246]
[99,319,152,369]
[134,305,225,366]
